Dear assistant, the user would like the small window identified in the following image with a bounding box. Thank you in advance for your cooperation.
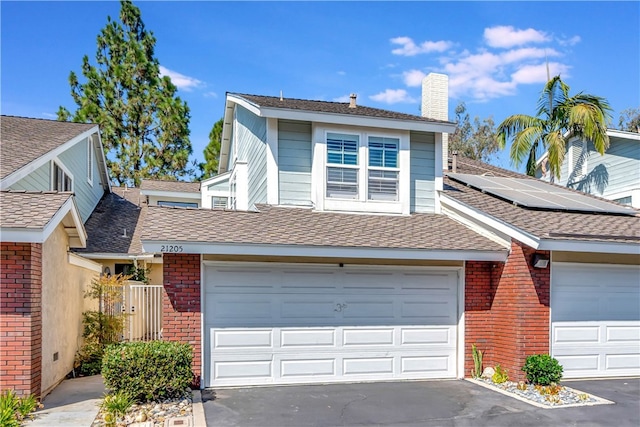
[212,196,228,209]
[157,201,198,208]
[114,263,134,276]
[368,137,399,201]
[326,133,359,199]
[53,161,73,191]
[87,138,94,185]
[613,196,632,206]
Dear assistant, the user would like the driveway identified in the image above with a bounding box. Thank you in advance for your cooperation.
[203,378,640,426]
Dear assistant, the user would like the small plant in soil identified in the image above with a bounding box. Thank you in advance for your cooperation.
[522,354,563,386]
[471,344,483,378]
[492,365,509,384]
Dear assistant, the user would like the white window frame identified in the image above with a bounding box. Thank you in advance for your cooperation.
[51,159,74,192]
[367,136,400,201]
[314,125,409,214]
[211,196,229,209]
[87,137,94,186]
[326,132,360,200]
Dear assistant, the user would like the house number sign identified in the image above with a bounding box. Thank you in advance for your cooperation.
[160,245,184,253]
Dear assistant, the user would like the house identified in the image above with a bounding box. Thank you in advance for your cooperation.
[136,74,639,388]
[536,129,640,207]
[0,116,111,396]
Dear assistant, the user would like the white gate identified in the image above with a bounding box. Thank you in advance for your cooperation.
[123,282,163,342]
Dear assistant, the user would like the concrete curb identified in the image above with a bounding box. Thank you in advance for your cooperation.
[192,390,207,426]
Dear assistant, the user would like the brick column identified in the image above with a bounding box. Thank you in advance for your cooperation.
[0,243,43,396]
[465,240,550,382]
[162,253,201,388]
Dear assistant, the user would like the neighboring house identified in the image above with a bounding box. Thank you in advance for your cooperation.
[536,129,640,207]
[0,116,110,396]
[136,75,639,389]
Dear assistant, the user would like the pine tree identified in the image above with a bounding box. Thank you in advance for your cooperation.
[58,0,193,186]
[200,117,223,179]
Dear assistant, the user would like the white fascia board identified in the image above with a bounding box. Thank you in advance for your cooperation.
[68,253,103,272]
[77,252,155,260]
[541,239,640,255]
[440,203,511,249]
[140,189,200,200]
[141,240,507,261]
[440,194,541,249]
[93,131,112,192]
[0,228,44,243]
[201,171,231,187]
[1,126,100,190]
[43,196,87,248]
[607,129,640,140]
[218,99,236,174]
[259,107,456,133]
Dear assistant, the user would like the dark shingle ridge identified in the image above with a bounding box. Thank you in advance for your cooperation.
[1,114,97,126]
[231,93,454,125]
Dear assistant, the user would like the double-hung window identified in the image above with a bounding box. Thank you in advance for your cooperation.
[326,133,359,199]
[368,137,399,201]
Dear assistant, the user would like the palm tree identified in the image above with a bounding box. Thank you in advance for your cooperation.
[497,76,612,178]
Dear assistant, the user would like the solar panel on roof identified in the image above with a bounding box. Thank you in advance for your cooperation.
[449,173,637,215]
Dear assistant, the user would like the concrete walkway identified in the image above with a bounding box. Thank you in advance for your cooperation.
[26,375,105,427]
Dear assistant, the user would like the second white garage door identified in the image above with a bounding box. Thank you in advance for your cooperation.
[203,264,460,387]
[552,263,640,378]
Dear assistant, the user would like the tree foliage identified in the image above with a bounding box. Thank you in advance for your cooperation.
[199,117,223,179]
[449,102,499,162]
[497,76,612,178]
[57,0,193,186]
[618,107,640,133]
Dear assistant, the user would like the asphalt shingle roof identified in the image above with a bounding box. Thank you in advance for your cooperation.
[444,157,640,244]
[0,191,73,229]
[140,179,200,193]
[141,204,505,252]
[233,94,454,125]
[1,116,96,179]
[76,186,145,254]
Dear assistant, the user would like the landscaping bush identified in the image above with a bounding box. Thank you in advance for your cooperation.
[102,341,193,402]
[491,364,509,384]
[0,389,38,426]
[522,354,563,386]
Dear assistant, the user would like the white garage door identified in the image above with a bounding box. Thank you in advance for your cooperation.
[203,263,460,387]
[552,263,640,378]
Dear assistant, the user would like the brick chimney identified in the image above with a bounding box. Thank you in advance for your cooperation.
[422,73,449,169]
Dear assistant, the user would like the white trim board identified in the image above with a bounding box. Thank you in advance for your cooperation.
[68,253,103,272]
[143,240,508,261]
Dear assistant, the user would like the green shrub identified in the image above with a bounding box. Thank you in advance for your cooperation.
[0,389,38,426]
[101,391,134,427]
[492,364,509,384]
[102,341,193,402]
[522,354,563,386]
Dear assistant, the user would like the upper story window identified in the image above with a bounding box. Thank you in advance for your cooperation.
[326,133,359,199]
[368,137,399,201]
[52,161,73,192]
[157,201,198,208]
[212,196,228,209]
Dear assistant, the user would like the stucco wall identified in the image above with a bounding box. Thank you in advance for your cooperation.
[41,225,98,395]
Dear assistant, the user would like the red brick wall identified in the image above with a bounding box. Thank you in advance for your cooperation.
[162,253,201,388]
[0,243,43,396]
[465,240,550,382]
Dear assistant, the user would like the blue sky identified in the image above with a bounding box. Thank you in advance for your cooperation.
[2,1,639,172]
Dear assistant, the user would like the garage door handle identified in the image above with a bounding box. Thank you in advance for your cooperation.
[334,303,347,312]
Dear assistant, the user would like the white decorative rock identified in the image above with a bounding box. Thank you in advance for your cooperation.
[481,367,495,379]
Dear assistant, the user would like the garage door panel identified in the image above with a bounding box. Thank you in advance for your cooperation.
[280,329,336,347]
[552,263,640,378]
[205,265,460,386]
[401,328,452,345]
[213,330,273,349]
[343,328,394,346]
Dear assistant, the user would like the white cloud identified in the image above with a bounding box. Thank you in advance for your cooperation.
[41,112,57,119]
[333,95,351,102]
[203,91,218,98]
[402,69,427,87]
[484,25,550,48]
[558,35,581,47]
[391,36,454,56]
[337,70,346,76]
[369,89,416,104]
[159,66,203,91]
[511,62,571,84]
